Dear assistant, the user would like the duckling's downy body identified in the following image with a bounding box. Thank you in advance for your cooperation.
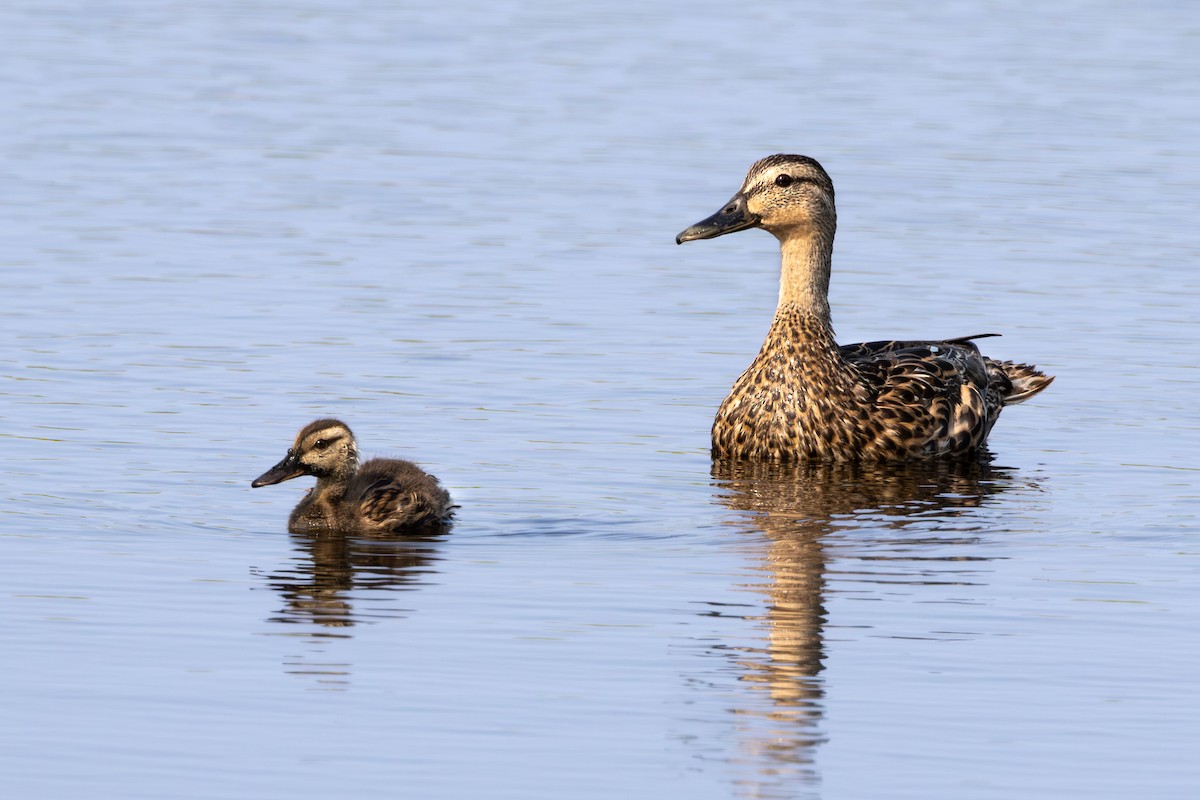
[677,154,1052,462]
[251,419,453,533]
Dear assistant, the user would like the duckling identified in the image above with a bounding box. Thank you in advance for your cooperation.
[677,154,1053,462]
[251,418,453,533]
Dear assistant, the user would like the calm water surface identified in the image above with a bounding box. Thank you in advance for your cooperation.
[3,1,1199,798]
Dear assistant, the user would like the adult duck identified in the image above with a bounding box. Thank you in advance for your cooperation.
[677,154,1052,461]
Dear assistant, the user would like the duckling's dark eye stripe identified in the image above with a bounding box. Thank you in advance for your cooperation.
[309,433,344,450]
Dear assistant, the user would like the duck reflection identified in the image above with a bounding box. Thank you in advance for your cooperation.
[265,529,446,630]
[710,455,1021,796]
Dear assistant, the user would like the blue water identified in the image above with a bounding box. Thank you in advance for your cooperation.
[3,1,1199,798]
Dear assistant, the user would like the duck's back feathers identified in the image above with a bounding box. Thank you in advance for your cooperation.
[847,332,1054,406]
[837,334,1053,458]
[845,337,1003,458]
[837,332,1001,360]
[351,458,455,533]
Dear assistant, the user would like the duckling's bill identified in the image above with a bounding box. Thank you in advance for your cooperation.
[676,193,759,244]
[251,451,306,488]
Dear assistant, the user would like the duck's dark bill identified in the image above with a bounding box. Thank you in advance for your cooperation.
[676,194,759,244]
[251,454,305,488]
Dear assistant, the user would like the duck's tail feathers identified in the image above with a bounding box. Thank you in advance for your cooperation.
[992,360,1055,404]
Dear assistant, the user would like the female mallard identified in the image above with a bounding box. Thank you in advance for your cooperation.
[677,154,1052,462]
[251,418,453,533]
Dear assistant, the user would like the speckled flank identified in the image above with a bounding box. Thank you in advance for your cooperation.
[683,154,1053,462]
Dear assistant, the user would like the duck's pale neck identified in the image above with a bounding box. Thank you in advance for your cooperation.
[775,225,834,321]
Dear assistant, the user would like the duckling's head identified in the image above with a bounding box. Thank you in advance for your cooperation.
[251,418,361,488]
[676,154,835,245]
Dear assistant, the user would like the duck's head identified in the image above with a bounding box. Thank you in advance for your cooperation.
[676,154,836,245]
[251,418,360,487]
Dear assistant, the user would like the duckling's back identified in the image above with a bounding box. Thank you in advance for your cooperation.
[348,458,454,533]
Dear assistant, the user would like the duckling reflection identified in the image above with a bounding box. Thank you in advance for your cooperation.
[710,455,1020,795]
[264,529,446,630]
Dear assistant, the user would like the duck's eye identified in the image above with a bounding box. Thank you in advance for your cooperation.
[313,439,329,450]
[775,174,794,188]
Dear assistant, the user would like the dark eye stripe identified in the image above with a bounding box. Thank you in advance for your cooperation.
[310,433,343,450]
[757,174,817,193]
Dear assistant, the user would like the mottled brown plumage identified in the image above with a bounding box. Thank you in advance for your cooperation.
[677,154,1053,462]
[251,419,453,533]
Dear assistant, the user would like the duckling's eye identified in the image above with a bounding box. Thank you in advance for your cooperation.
[313,439,330,450]
[775,174,794,188]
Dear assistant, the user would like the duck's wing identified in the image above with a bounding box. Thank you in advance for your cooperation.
[354,460,453,533]
[844,338,1008,457]
[842,333,1052,406]
[838,333,1001,360]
